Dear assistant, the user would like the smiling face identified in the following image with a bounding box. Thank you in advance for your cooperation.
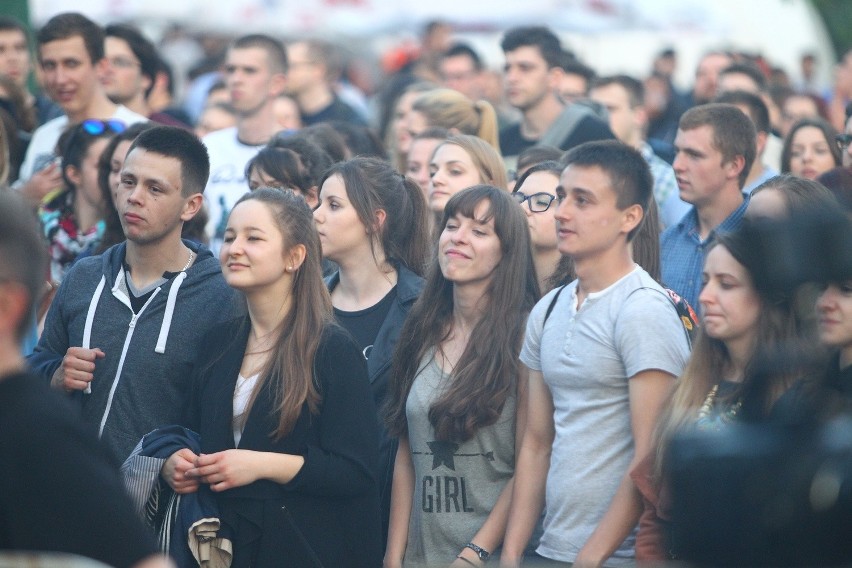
[438,199,503,289]
[816,280,852,367]
[788,125,836,180]
[39,35,104,119]
[514,170,559,251]
[220,199,291,294]
[699,244,761,350]
[429,143,484,213]
[313,173,372,264]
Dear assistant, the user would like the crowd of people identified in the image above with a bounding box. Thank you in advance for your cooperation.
[1,10,852,568]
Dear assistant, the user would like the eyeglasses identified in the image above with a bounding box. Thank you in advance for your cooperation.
[835,133,852,151]
[80,119,127,136]
[512,191,557,212]
[108,57,141,69]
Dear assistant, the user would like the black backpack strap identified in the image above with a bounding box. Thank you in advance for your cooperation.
[543,285,567,324]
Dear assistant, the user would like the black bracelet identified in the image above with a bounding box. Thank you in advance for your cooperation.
[456,556,477,567]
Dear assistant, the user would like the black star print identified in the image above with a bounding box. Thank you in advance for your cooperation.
[427,440,459,471]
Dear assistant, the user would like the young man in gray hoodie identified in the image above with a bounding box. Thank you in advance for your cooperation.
[29,126,239,466]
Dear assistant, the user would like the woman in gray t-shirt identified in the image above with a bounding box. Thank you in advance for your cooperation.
[384,185,540,567]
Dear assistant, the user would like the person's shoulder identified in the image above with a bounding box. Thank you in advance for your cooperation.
[201,127,238,147]
[499,121,522,139]
[32,115,68,137]
[114,105,148,125]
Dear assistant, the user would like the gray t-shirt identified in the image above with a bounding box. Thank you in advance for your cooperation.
[404,353,516,566]
[520,266,690,566]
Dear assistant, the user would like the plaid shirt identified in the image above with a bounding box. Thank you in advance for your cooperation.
[660,196,749,311]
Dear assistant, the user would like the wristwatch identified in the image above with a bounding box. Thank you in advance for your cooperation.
[464,542,490,561]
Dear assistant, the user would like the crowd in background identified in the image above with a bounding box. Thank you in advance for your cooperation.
[1,10,852,568]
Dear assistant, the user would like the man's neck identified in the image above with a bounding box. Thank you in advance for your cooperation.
[573,246,636,308]
[67,91,119,123]
[519,94,564,140]
[696,188,744,240]
[236,102,278,146]
[744,159,767,189]
[295,84,334,116]
[125,237,191,289]
[121,93,150,118]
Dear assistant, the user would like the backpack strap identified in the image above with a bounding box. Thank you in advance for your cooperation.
[627,286,697,349]
[543,284,567,324]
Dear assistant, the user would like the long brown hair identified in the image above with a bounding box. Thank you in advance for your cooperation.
[652,226,807,477]
[385,185,540,441]
[235,188,334,440]
[319,157,431,276]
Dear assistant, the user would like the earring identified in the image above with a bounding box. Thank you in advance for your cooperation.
[287,266,294,271]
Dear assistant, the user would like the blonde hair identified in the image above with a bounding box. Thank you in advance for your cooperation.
[413,88,501,154]
[435,134,508,189]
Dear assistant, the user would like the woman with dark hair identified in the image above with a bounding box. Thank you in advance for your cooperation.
[40,119,125,282]
[313,157,431,543]
[384,185,540,567]
[512,160,562,292]
[781,118,841,180]
[746,173,838,219]
[246,140,331,209]
[162,189,382,567]
[632,221,819,561]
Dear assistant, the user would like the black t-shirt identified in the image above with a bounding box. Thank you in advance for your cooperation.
[302,96,367,127]
[334,286,397,361]
[0,371,158,567]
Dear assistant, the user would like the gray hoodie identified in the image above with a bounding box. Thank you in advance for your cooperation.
[29,240,239,465]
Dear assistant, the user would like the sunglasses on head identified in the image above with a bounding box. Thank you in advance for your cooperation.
[80,119,127,135]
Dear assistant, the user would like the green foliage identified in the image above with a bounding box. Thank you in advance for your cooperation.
[811,0,852,57]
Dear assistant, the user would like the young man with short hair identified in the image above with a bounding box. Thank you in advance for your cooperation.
[29,126,238,466]
[203,34,287,248]
[498,26,614,169]
[715,90,778,193]
[661,103,756,310]
[502,141,690,567]
[15,12,147,202]
[590,74,690,227]
[439,42,485,101]
[0,191,172,568]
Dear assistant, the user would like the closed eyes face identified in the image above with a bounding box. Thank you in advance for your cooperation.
[438,200,503,287]
[220,199,290,293]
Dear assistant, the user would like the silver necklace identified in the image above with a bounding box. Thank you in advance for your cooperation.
[181,250,194,272]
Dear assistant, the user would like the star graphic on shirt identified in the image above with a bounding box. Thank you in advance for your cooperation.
[428,440,459,471]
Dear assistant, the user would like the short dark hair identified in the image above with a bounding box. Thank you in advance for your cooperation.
[127,126,210,196]
[562,140,653,241]
[715,90,771,134]
[500,26,562,69]
[591,74,644,107]
[231,34,288,74]
[37,12,104,64]
[0,16,29,43]
[679,103,757,188]
[104,24,159,98]
[558,56,596,82]
[442,42,483,71]
[0,191,47,340]
[299,39,342,81]
[720,62,767,92]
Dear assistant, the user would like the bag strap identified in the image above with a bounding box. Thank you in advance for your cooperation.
[539,104,594,148]
[627,286,696,349]
[543,284,567,324]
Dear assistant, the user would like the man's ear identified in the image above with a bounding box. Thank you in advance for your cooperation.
[723,155,747,181]
[621,203,644,236]
[180,193,204,222]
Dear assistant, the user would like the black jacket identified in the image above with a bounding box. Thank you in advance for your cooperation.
[326,264,425,545]
[187,317,382,568]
